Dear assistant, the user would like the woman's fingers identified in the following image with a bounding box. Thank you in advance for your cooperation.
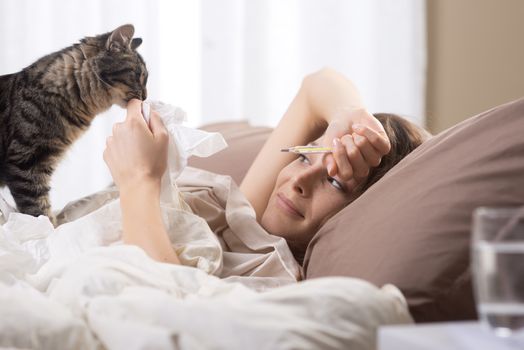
[329,134,371,182]
[126,99,144,120]
[124,99,151,133]
[325,155,336,177]
[353,123,391,156]
[148,110,169,142]
[331,138,353,180]
[340,134,368,180]
[349,124,392,168]
[351,133,382,167]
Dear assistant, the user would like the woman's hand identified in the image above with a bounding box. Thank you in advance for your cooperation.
[104,99,179,265]
[103,99,169,193]
[322,108,391,183]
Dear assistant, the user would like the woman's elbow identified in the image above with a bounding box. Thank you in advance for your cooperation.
[302,67,347,89]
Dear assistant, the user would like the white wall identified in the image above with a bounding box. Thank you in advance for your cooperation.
[201,0,426,127]
[0,0,426,210]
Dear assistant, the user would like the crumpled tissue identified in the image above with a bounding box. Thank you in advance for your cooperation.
[141,101,227,205]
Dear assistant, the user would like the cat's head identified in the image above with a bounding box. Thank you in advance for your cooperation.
[82,24,148,107]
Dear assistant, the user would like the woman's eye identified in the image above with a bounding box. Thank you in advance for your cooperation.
[327,177,345,192]
[298,154,310,164]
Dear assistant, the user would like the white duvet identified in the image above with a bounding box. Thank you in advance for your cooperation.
[0,228,412,350]
[0,103,413,349]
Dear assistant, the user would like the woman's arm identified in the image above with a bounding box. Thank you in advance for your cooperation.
[119,181,180,264]
[103,99,180,265]
[240,68,390,220]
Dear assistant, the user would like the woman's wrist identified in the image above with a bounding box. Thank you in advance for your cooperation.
[118,174,180,265]
[119,177,161,201]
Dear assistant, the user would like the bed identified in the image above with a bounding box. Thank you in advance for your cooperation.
[1,97,523,349]
[0,169,411,350]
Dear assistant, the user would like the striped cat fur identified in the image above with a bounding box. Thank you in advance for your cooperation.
[0,24,148,225]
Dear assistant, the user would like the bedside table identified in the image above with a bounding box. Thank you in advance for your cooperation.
[379,321,524,350]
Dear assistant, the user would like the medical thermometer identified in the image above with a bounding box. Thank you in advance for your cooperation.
[280,145,333,154]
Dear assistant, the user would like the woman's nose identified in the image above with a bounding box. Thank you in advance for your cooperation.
[291,167,320,197]
[292,179,305,196]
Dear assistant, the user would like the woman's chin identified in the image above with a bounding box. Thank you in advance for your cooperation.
[260,209,279,236]
[261,209,292,237]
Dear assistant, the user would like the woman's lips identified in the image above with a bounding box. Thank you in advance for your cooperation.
[276,193,304,218]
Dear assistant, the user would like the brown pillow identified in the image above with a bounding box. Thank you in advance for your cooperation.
[303,97,524,322]
[188,121,272,185]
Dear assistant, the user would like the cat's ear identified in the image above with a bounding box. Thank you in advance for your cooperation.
[106,24,135,52]
[131,38,142,50]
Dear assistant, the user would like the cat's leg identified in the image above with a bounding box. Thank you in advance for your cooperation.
[5,168,56,226]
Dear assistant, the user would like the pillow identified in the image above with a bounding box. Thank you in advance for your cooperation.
[303,97,524,322]
[188,121,272,185]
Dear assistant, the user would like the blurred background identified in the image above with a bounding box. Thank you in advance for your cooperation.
[0,0,523,209]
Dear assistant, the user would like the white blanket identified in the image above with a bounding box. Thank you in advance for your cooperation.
[0,102,413,349]
[0,239,412,350]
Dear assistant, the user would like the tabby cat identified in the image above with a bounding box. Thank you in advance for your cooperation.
[0,24,148,224]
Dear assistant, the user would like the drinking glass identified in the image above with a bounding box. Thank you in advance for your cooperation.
[472,206,524,337]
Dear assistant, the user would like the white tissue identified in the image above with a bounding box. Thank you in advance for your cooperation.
[143,100,228,205]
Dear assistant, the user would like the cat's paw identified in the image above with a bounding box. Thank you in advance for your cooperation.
[47,213,58,228]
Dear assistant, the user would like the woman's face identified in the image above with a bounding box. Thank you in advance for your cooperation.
[261,146,358,253]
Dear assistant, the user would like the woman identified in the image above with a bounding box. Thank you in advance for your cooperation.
[103,68,429,265]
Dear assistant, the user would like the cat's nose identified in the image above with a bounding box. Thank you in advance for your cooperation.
[142,89,147,100]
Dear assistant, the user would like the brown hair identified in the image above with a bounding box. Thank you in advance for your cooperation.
[355,113,431,195]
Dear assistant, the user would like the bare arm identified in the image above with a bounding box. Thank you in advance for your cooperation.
[104,99,180,265]
[119,181,180,264]
[240,68,389,220]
